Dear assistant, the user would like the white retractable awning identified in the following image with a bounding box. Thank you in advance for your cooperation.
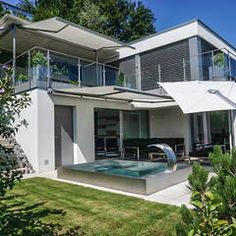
[21,17,128,51]
[159,81,236,114]
[51,86,175,105]
[0,14,133,61]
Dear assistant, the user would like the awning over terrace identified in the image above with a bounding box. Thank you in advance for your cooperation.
[0,14,132,61]
[158,81,236,114]
[51,86,175,105]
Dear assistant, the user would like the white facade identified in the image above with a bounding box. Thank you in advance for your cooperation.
[16,90,193,173]
[5,15,235,173]
[16,90,132,172]
[119,20,236,60]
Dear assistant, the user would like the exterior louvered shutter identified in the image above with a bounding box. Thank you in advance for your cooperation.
[140,40,191,90]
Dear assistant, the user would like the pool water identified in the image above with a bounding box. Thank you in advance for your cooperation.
[68,160,187,178]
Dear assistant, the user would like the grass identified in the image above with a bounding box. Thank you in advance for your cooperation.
[1,177,181,236]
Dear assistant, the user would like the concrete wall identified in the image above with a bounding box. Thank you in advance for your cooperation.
[149,107,192,154]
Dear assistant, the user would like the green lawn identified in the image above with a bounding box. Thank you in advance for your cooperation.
[1,177,181,236]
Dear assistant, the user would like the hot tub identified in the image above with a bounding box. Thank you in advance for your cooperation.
[58,160,192,195]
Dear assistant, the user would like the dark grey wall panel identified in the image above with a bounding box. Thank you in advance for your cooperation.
[140,40,191,90]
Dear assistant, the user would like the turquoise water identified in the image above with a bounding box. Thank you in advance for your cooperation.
[68,160,187,178]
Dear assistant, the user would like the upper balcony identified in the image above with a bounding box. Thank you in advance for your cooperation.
[139,47,236,90]
[0,47,137,92]
[199,49,236,81]
[1,47,236,93]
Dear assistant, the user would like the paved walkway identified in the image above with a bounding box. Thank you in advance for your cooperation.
[24,170,192,208]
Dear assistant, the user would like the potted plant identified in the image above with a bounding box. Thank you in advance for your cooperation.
[116,72,126,87]
[209,52,226,80]
[31,50,47,80]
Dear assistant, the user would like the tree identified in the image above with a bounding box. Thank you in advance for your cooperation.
[17,0,156,42]
[0,67,31,199]
[176,146,236,236]
[0,2,5,18]
[17,0,35,14]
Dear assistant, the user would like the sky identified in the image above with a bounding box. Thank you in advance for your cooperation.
[5,0,236,47]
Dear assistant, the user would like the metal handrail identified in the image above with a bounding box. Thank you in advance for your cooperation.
[3,46,120,71]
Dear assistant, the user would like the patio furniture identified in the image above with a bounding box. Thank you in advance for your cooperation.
[188,144,227,164]
[95,138,106,158]
[123,138,185,160]
[105,138,120,157]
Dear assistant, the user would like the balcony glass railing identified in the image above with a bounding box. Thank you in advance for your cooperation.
[200,49,233,81]
[2,47,236,92]
[0,47,137,91]
[139,48,236,85]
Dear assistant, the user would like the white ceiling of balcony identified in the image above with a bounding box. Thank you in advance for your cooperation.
[0,15,129,62]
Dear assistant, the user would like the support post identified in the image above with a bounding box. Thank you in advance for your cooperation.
[158,64,161,82]
[211,51,215,79]
[228,110,234,150]
[135,54,141,90]
[12,24,16,84]
[28,50,31,89]
[203,112,209,144]
[46,50,51,89]
[78,58,81,87]
[95,50,99,85]
[102,64,106,86]
[119,110,124,159]
[183,58,186,81]
[228,51,232,80]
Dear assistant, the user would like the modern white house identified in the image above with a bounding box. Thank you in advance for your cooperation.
[1,14,236,173]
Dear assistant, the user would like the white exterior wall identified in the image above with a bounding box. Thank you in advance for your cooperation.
[16,89,133,173]
[149,107,192,154]
[16,89,39,172]
[51,95,132,165]
[37,89,55,172]
[119,21,199,59]
[16,89,194,173]
[119,21,236,60]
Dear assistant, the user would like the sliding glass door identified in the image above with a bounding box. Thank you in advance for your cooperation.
[191,111,229,150]
[123,111,149,139]
[94,108,149,159]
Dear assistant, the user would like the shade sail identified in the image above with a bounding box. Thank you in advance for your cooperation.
[52,86,173,103]
[159,81,236,114]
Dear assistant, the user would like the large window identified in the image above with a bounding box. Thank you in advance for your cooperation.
[191,111,229,148]
[94,109,149,159]
[191,113,204,145]
[123,110,149,139]
[209,111,229,145]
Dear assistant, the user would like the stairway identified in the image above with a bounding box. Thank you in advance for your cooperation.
[0,137,34,174]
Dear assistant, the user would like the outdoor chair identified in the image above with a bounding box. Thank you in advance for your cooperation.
[95,138,106,158]
[105,138,120,157]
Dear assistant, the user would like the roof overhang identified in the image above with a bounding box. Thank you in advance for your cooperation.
[50,86,174,106]
[119,19,236,59]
